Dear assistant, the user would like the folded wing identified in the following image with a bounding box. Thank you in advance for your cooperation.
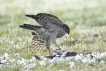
[25,13,64,26]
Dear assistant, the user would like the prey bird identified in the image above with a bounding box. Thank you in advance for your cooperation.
[19,13,70,55]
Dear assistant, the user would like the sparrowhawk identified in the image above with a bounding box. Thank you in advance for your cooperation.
[19,13,70,55]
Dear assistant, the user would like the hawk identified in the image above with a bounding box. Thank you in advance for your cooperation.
[19,13,70,55]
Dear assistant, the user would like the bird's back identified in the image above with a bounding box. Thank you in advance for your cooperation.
[34,13,64,26]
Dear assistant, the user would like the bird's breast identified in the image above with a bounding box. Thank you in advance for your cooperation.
[56,27,66,38]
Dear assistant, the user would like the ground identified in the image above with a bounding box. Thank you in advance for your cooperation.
[0,0,106,71]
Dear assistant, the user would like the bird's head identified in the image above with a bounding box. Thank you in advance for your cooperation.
[63,24,70,35]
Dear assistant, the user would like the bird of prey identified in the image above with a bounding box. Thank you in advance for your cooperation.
[19,13,70,55]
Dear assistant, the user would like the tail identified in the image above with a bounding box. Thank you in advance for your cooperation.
[19,24,42,31]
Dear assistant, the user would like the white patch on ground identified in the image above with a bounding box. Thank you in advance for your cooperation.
[0,51,106,70]
[69,62,75,68]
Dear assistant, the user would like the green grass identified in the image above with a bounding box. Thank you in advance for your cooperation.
[0,0,106,71]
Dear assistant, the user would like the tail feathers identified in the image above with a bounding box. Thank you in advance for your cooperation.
[19,24,42,31]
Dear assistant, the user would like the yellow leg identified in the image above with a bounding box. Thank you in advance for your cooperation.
[55,43,61,50]
[48,49,51,55]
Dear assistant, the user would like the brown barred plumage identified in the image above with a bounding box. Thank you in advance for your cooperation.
[29,32,45,54]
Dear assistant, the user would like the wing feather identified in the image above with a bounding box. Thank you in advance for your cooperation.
[25,13,64,26]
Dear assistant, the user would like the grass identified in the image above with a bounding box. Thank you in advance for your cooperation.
[0,0,106,71]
